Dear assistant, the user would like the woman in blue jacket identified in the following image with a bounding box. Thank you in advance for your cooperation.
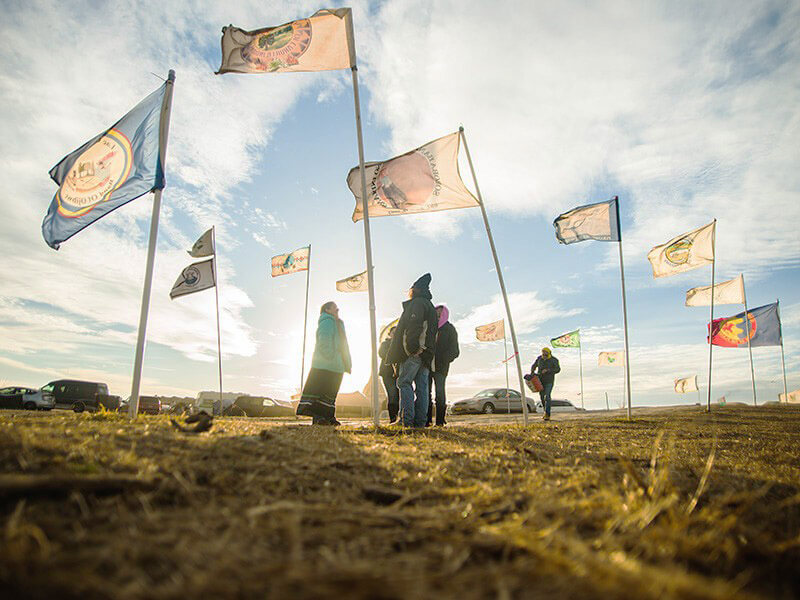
[296,301,352,425]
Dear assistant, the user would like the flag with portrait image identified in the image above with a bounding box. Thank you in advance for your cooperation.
[476,319,505,342]
[336,270,368,292]
[553,198,620,245]
[598,351,624,366]
[708,302,781,348]
[347,132,479,222]
[188,228,214,257]
[42,82,167,250]
[674,375,698,393]
[271,246,310,277]
[551,330,580,348]
[170,259,216,299]
[216,9,351,75]
[647,221,715,278]
[685,274,744,306]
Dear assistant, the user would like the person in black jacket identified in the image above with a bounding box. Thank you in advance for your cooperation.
[387,273,438,428]
[378,326,400,423]
[530,347,560,421]
[426,304,459,426]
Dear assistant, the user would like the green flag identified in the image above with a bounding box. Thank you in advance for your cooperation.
[551,330,580,348]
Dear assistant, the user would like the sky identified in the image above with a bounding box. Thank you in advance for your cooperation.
[0,0,798,410]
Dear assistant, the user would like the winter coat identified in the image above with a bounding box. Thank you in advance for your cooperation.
[386,291,438,369]
[311,312,352,374]
[378,338,395,379]
[432,322,459,376]
[531,355,560,385]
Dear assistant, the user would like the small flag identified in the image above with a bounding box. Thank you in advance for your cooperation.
[553,198,620,244]
[476,319,505,342]
[598,351,624,366]
[336,270,368,292]
[717,396,727,406]
[708,302,781,348]
[647,221,715,278]
[42,82,167,249]
[779,389,800,403]
[551,329,580,348]
[347,132,479,222]
[685,274,744,306]
[216,9,350,75]
[674,376,698,393]
[188,228,214,257]
[170,259,216,299]
[380,318,399,343]
[271,246,310,277]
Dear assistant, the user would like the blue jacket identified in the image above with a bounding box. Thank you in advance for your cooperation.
[311,313,352,374]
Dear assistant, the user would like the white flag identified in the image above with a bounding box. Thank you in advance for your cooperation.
[347,132,479,222]
[476,320,505,342]
[271,246,310,277]
[336,270,368,292]
[647,221,715,278]
[188,228,214,257]
[674,375,699,393]
[170,259,216,299]
[779,388,800,404]
[685,274,744,306]
[553,198,620,244]
[598,351,624,366]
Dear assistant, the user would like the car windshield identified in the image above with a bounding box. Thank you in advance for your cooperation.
[262,399,275,406]
[475,390,498,398]
[0,387,14,394]
[41,384,54,393]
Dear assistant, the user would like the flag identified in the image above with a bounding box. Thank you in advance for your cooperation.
[553,198,620,244]
[188,228,214,257]
[42,82,167,249]
[718,396,727,406]
[336,270,368,292]
[380,318,399,343]
[647,221,715,278]
[271,246,310,277]
[598,351,624,366]
[476,320,504,342]
[674,375,698,393]
[685,274,744,306]
[779,389,800,404]
[551,330,580,348]
[708,302,781,348]
[216,9,350,74]
[170,259,216,299]
[347,132,479,222]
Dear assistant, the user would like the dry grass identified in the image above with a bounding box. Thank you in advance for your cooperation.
[0,405,799,599]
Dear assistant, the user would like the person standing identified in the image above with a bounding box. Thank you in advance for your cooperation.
[530,347,560,421]
[378,326,400,423]
[387,274,438,428]
[296,302,352,425]
[426,305,459,426]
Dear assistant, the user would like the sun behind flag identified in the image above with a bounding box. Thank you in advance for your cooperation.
[647,221,715,278]
[553,198,620,244]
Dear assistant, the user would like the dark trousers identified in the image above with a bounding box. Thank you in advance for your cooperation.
[381,373,399,422]
[426,371,448,426]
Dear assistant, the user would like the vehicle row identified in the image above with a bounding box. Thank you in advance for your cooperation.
[449,388,584,414]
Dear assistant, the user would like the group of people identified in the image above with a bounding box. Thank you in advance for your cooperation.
[296,272,561,426]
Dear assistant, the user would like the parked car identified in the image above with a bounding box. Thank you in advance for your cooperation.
[0,386,55,410]
[535,399,585,413]
[40,380,119,413]
[450,388,536,415]
[231,395,295,417]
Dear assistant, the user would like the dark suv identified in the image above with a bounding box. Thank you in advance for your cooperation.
[40,380,120,413]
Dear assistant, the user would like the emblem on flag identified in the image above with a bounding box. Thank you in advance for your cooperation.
[708,302,781,348]
[241,20,312,72]
[336,270,368,292]
[674,376,699,393]
[271,246,310,277]
[170,259,216,299]
[551,330,580,348]
[476,320,505,342]
[598,351,624,366]
[647,221,715,278]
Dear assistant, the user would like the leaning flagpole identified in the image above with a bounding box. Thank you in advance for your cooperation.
[778,298,788,403]
[578,333,585,410]
[344,9,380,426]
[300,244,311,392]
[742,275,757,405]
[614,198,632,420]
[212,226,224,414]
[129,70,175,420]
[460,126,530,425]
[706,219,717,412]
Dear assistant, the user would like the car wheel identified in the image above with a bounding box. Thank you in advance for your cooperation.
[527,404,535,413]
[483,403,495,414]
[23,401,37,411]
[72,401,85,413]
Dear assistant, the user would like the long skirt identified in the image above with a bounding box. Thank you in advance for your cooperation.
[296,368,343,422]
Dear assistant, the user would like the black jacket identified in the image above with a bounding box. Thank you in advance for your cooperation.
[386,292,438,369]
[378,338,395,379]
[432,322,459,376]
[531,356,560,385]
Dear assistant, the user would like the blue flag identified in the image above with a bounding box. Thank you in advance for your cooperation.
[42,82,167,249]
[554,197,620,244]
[709,302,781,348]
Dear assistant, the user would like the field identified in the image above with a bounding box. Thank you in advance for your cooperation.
[1,405,799,599]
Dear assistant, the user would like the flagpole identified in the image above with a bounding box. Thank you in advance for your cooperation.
[778,298,788,403]
[211,226,224,415]
[605,391,609,411]
[742,275,756,406]
[706,219,717,412]
[460,126,530,425]
[129,70,175,420]
[578,332,584,410]
[345,9,380,426]
[300,244,311,393]
[504,332,510,414]
[614,198,632,420]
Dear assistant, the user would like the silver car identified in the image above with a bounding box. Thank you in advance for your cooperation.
[536,399,584,413]
[450,388,536,415]
[0,386,55,410]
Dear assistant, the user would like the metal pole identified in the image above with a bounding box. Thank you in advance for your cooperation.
[345,10,380,426]
[706,220,717,412]
[605,391,609,411]
[578,335,584,409]
[504,332,510,414]
[460,126,530,424]
[129,70,176,420]
[742,275,756,405]
[300,244,311,392]
[778,299,788,402]
[212,226,223,415]
[614,199,632,420]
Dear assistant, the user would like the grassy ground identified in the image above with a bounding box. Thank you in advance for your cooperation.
[1,405,799,599]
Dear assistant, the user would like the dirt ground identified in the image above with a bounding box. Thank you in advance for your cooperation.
[1,405,799,599]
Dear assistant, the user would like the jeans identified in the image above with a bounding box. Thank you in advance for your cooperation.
[426,371,448,426]
[397,355,429,427]
[381,373,400,422]
[539,382,554,417]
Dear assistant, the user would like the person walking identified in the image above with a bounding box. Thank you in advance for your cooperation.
[378,326,400,423]
[296,301,352,425]
[530,347,560,421]
[426,304,459,426]
[387,273,438,428]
